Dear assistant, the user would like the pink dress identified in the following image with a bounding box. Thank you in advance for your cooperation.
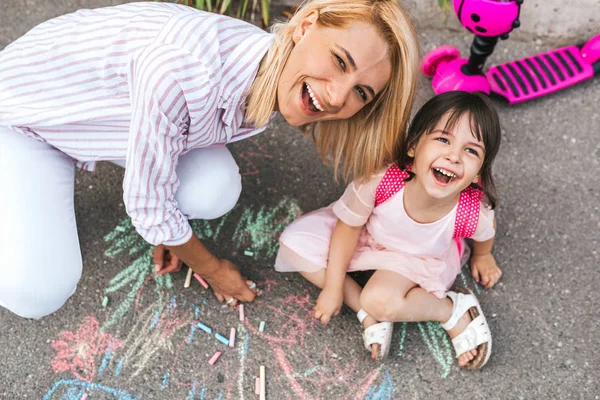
[275,165,496,299]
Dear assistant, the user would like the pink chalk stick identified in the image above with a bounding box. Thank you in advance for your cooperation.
[238,304,245,322]
[208,351,222,366]
[229,327,236,348]
[193,273,209,289]
[81,394,88,400]
[255,377,261,395]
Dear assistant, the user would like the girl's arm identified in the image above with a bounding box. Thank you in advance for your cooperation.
[313,170,383,324]
[313,219,362,325]
[471,218,502,288]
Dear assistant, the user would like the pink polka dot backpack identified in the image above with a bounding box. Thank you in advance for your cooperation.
[374,163,484,248]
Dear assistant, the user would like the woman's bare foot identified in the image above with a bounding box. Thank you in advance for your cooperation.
[362,315,380,359]
[444,298,477,366]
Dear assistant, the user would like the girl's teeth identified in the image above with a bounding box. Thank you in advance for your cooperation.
[306,84,324,112]
[434,168,456,178]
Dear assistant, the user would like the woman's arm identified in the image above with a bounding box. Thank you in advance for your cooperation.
[313,219,362,325]
[167,235,256,302]
[125,46,254,301]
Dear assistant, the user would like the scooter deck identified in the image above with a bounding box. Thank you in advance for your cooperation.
[486,45,595,104]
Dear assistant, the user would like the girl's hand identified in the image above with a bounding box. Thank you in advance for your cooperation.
[471,253,502,288]
[313,286,343,325]
[153,244,183,275]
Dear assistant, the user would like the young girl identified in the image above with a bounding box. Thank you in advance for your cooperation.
[275,91,503,369]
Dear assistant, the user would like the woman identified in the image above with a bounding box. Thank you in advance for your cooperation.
[0,0,419,318]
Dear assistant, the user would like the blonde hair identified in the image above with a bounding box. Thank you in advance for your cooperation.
[245,0,419,181]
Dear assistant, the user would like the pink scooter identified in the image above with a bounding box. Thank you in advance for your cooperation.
[421,0,600,104]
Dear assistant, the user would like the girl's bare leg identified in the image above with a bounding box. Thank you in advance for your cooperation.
[360,270,477,366]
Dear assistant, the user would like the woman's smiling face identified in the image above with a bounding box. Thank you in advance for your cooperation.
[276,12,392,126]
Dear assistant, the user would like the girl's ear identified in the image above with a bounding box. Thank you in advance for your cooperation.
[407,147,415,158]
[472,175,480,184]
[293,10,319,44]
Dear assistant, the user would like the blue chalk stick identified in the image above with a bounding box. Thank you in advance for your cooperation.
[197,322,212,334]
[215,333,230,346]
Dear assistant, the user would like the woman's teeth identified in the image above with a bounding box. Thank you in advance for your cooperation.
[306,83,324,112]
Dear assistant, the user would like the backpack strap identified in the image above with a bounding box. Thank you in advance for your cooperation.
[376,164,484,239]
[375,163,411,207]
[453,185,484,239]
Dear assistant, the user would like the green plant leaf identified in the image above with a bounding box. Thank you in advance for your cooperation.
[238,0,249,19]
[220,0,232,14]
[438,0,451,11]
[261,0,270,26]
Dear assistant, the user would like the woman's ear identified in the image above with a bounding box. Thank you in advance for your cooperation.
[293,10,319,44]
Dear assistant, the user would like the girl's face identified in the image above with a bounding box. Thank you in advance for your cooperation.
[409,113,484,201]
[277,12,392,126]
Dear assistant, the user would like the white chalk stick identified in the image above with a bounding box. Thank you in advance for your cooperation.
[184,267,193,288]
[260,365,266,400]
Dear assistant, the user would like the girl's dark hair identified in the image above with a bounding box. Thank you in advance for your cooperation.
[398,91,501,209]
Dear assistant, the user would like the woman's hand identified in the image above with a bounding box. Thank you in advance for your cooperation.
[204,258,257,304]
[153,244,183,275]
[313,286,343,325]
[471,253,502,288]
[158,235,257,303]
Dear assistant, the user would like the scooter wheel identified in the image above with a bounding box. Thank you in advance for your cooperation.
[580,34,600,64]
[421,45,461,77]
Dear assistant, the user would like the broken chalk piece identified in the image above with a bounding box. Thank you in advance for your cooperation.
[215,332,230,346]
[259,321,266,333]
[244,250,254,256]
[229,327,236,348]
[102,296,109,308]
[260,366,266,400]
[197,322,212,334]
[81,393,88,400]
[238,304,245,322]
[248,282,257,290]
[184,267,193,288]
[208,351,222,366]
[255,377,261,395]
[193,273,209,289]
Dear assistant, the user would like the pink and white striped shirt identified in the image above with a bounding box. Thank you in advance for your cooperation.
[0,2,274,246]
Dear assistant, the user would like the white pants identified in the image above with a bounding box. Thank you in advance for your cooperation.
[0,127,242,318]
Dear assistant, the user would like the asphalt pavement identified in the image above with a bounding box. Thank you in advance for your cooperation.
[1,2,599,399]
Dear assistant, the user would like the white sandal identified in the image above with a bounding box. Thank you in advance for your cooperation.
[357,309,393,359]
[441,289,492,369]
